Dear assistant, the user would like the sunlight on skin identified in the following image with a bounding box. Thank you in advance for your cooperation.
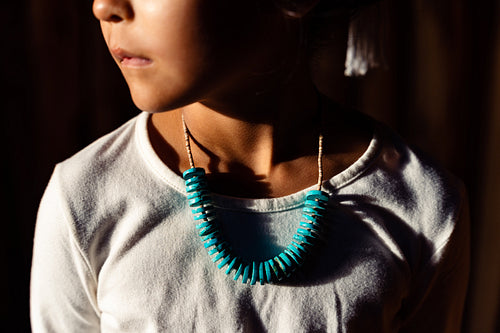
[93,0,371,197]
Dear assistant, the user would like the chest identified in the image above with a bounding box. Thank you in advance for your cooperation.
[93,203,408,332]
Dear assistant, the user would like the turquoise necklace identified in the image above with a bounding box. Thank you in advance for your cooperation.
[182,115,329,285]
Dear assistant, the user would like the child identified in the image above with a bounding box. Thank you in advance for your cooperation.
[30,0,469,332]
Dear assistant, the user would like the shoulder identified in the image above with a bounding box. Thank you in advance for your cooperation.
[321,101,466,241]
[376,123,466,231]
[38,111,187,272]
[335,119,467,262]
[57,114,141,179]
[44,113,154,249]
[54,112,167,195]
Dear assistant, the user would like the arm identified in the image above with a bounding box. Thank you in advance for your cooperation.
[30,168,101,332]
[399,194,470,333]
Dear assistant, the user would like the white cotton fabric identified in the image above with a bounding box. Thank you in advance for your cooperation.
[30,112,469,333]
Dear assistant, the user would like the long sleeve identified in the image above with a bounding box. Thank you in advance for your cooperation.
[30,167,101,332]
[399,191,470,333]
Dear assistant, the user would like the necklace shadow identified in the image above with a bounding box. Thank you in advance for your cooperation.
[206,168,273,199]
[192,132,274,198]
[253,194,436,289]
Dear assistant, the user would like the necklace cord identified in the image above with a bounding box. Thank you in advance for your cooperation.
[316,92,324,191]
[182,114,195,169]
[182,110,324,191]
[317,133,324,191]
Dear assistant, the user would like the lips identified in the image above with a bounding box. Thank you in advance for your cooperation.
[111,47,153,67]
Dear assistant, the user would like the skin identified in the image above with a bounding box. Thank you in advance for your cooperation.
[93,0,372,198]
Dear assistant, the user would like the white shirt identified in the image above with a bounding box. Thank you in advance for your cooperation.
[31,112,469,332]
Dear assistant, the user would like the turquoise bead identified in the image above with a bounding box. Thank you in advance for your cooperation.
[201,231,220,242]
[278,253,293,267]
[217,254,233,269]
[185,180,202,190]
[292,241,309,254]
[216,241,228,251]
[242,264,250,284]
[192,206,211,214]
[194,211,215,221]
[185,175,206,186]
[195,220,214,230]
[225,257,238,274]
[199,225,217,237]
[259,262,265,285]
[185,177,200,187]
[285,248,301,264]
[212,248,228,262]
[264,261,272,284]
[209,242,227,255]
[182,167,205,179]
[189,195,211,207]
[303,206,319,214]
[297,228,314,237]
[293,234,314,246]
[302,213,321,222]
[195,212,216,222]
[269,259,280,280]
[189,198,211,208]
[233,263,244,281]
[305,190,329,200]
[274,256,287,275]
[187,189,208,200]
[304,200,327,209]
[201,230,219,241]
[195,215,216,224]
[204,238,219,248]
[283,250,299,267]
[250,262,258,285]
[186,182,208,193]
[299,221,321,233]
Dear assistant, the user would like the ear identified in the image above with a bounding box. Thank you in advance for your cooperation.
[277,0,321,19]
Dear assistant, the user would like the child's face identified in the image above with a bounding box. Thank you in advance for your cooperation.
[93,0,287,112]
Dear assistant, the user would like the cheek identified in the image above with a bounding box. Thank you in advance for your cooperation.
[124,67,202,112]
[119,1,283,112]
[124,4,211,111]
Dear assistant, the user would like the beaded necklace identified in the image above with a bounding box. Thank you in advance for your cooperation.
[181,114,329,285]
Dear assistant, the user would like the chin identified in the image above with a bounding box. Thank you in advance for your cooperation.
[129,91,179,113]
[129,84,200,113]
[132,100,168,113]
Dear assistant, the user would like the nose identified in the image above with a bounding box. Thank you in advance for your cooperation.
[92,0,133,22]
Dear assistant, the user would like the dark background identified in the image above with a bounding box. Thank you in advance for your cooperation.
[2,0,499,331]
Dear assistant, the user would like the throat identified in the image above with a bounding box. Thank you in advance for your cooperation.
[205,162,320,198]
[149,102,373,199]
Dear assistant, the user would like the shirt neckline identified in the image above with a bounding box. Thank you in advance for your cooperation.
[135,111,382,213]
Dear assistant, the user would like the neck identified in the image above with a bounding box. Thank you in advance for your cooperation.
[153,68,322,177]
[149,63,372,198]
